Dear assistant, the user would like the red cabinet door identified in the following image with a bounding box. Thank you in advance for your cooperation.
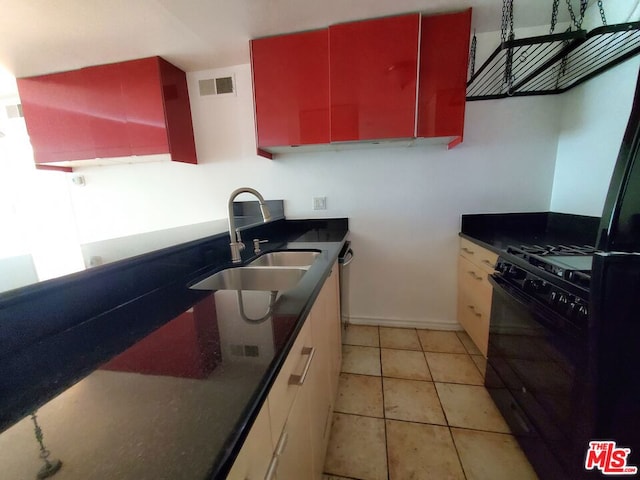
[329,14,420,142]
[120,58,170,157]
[251,29,330,148]
[417,9,472,146]
[83,62,130,158]
[157,57,198,164]
[18,70,95,164]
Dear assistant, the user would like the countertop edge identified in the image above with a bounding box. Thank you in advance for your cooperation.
[458,232,503,255]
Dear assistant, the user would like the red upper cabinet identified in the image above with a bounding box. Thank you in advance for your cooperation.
[251,29,330,151]
[249,10,471,154]
[329,14,420,142]
[17,56,197,169]
[151,58,197,164]
[17,69,95,165]
[417,9,472,147]
[83,63,130,159]
[120,59,171,157]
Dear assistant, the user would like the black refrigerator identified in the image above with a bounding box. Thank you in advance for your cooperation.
[589,66,640,468]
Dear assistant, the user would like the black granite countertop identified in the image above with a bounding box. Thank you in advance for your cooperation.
[0,217,348,480]
[459,212,601,254]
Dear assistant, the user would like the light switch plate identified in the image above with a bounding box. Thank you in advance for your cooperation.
[313,196,327,210]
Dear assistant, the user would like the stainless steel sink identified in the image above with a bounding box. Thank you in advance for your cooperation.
[249,251,320,268]
[190,266,307,291]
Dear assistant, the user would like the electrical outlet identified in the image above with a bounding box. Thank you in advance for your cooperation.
[313,196,327,210]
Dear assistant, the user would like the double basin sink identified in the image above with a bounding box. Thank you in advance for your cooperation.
[190,251,320,292]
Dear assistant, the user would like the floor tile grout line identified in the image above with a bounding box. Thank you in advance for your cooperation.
[342,367,484,387]
[336,384,508,433]
[471,353,489,376]
[421,350,434,381]
[449,425,519,436]
[333,410,385,421]
[449,426,470,480]
[455,330,481,356]
[432,382,512,435]
[377,326,392,480]
[431,377,470,479]
[342,342,380,348]
[322,475,365,480]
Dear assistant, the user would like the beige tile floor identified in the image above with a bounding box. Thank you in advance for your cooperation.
[323,325,539,480]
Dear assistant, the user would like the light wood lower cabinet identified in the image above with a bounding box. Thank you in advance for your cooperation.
[457,238,497,357]
[308,265,341,480]
[226,402,274,480]
[273,383,313,480]
[227,261,341,479]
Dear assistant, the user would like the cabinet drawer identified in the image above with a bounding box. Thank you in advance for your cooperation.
[268,320,313,446]
[458,255,492,291]
[457,290,489,357]
[460,238,498,273]
[226,401,273,480]
[457,253,493,358]
[458,260,492,320]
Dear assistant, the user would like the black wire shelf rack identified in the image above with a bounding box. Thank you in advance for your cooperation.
[466,21,640,101]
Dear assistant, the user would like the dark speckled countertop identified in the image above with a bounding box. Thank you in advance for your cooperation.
[0,217,348,480]
[460,212,601,254]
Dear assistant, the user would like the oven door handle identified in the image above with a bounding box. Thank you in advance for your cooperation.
[488,274,536,307]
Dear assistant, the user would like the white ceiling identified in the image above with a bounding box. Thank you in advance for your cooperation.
[0,0,568,91]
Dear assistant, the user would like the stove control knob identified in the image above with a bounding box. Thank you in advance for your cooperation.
[571,303,589,323]
[523,279,542,292]
[538,281,551,294]
[555,294,573,313]
[579,305,589,321]
[498,262,511,274]
[507,266,526,280]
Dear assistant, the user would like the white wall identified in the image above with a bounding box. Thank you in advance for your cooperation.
[550,2,640,216]
[69,63,560,329]
[550,58,640,216]
[0,95,85,282]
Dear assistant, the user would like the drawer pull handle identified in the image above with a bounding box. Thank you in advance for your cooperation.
[482,259,497,269]
[264,454,279,480]
[275,430,289,456]
[462,247,475,254]
[467,305,482,318]
[467,271,483,281]
[289,346,315,385]
[265,431,289,480]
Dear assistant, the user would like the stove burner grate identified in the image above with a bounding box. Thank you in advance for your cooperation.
[516,244,597,256]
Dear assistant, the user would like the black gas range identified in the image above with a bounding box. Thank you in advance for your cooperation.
[486,242,603,479]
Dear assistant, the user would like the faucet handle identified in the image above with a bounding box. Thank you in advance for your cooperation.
[253,238,269,254]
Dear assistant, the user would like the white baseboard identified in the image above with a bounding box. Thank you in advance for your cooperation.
[345,315,462,331]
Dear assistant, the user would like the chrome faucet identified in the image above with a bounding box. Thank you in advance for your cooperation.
[228,187,271,263]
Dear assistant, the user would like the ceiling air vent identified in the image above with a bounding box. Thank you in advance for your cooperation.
[5,104,23,118]
[198,75,236,97]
